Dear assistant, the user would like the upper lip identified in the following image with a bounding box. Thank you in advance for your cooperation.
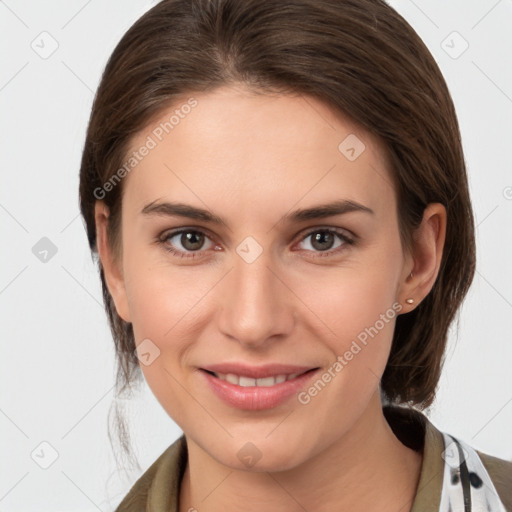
[200,363,318,379]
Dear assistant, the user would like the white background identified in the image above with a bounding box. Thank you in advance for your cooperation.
[1,0,511,510]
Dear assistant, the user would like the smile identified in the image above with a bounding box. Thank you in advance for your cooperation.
[208,371,307,387]
[199,365,319,410]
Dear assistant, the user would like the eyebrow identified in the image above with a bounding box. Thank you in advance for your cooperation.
[141,199,374,225]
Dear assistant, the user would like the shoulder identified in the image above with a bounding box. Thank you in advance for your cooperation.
[115,435,187,512]
[477,448,512,511]
[383,404,512,511]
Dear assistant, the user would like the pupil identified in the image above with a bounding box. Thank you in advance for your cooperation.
[312,231,334,251]
[182,231,203,250]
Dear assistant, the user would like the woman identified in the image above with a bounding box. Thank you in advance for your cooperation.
[78,0,511,510]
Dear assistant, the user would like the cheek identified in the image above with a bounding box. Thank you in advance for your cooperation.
[295,260,400,342]
[290,249,402,391]
[120,224,209,333]
[121,252,217,426]
[124,260,213,346]
[121,244,228,393]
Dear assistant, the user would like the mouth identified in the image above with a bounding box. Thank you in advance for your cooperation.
[202,368,317,387]
[198,364,320,410]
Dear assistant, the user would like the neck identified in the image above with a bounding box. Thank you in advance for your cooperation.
[179,392,423,512]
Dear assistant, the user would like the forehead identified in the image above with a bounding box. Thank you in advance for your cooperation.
[122,85,395,220]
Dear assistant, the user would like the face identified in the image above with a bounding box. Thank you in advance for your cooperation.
[101,84,415,471]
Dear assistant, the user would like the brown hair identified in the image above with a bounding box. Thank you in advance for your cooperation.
[79,0,475,458]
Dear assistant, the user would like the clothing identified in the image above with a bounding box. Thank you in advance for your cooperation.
[115,405,512,511]
[438,432,508,511]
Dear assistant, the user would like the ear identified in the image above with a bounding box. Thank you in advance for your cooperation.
[94,201,131,323]
[398,203,447,312]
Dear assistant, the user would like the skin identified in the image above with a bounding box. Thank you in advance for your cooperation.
[95,84,446,512]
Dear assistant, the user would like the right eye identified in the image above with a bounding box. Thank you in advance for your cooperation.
[158,228,218,259]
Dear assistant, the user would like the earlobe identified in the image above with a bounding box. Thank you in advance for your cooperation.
[94,202,131,323]
[400,203,447,310]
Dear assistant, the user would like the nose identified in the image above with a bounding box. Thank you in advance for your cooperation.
[216,246,295,349]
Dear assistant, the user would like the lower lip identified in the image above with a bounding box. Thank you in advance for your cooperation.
[200,369,319,410]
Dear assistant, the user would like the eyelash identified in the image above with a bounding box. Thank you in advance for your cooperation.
[157,227,355,260]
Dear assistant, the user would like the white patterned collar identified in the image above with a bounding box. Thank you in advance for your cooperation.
[439,432,507,511]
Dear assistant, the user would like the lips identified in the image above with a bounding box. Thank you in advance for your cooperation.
[199,363,319,410]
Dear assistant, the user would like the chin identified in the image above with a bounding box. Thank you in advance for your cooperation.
[201,431,314,473]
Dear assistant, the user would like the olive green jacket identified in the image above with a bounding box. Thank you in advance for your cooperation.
[115,406,512,511]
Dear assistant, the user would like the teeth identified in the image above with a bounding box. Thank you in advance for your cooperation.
[239,376,256,387]
[213,372,303,386]
[225,373,238,385]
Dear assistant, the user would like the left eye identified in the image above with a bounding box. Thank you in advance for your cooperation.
[297,229,353,253]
